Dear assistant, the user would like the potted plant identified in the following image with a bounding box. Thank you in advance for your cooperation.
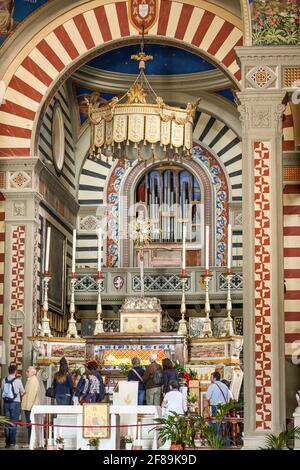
[88,438,99,450]
[152,412,194,450]
[124,435,133,450]
[260,426,300,450]
[55,436,64,450]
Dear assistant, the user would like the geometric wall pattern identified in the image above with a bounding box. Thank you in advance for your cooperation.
[0,0,243,157]
[283,185,300,356]
[282,103,295,152]
[254,141,272,430]
[9,226,25,371]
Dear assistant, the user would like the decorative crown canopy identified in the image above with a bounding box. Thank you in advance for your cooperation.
[86,32,200,164]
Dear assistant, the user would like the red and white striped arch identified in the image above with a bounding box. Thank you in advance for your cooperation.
[283,103,295,152]
[0,0,243,158]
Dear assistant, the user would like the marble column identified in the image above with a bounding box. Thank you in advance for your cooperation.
[2,157,42,375]
[237,85,286,448]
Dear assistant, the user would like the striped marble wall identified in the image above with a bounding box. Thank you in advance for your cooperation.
[284,185,300,357]
[38,84,76,194]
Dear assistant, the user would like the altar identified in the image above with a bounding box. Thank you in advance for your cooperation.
[29,405,162,450]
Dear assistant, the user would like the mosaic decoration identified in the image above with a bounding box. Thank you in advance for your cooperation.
[283,67,300,88]
[106,162,125,267]
[254,141,272,430]
[246,65,276,89]
[253,0,300,45]
[10,225,25,371]
[9,171,31,189]
[193,145,229,266]
[79,215,99,231]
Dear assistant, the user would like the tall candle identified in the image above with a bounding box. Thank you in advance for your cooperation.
[97,227,102,277]
[227,224,232,272]
[205,225,209,273]
[72,229,76,276]
[45,227,51,274]
[182,225,186,273]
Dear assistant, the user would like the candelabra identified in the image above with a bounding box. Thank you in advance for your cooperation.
[201,272,213,338]
[222,272,235,337]
[40,274,52,337]
[66,277,79,338]
[178,274,189,335]
[93,276,104,335]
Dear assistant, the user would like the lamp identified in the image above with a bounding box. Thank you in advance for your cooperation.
[86,29,199,163]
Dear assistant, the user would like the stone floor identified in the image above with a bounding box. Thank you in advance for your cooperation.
[0,427,29,450]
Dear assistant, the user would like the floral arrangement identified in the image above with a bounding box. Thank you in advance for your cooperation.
[124,435,133,443]
[55,436,64,444]
[120,363,131,375]
[253,0,300,45]
[187,392,198,405]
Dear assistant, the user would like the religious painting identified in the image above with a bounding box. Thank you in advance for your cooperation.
[128,0,159,33]
[43,221,66,315]
[51,343,86,360]
[0,1,14,35]
[83,404,110,439]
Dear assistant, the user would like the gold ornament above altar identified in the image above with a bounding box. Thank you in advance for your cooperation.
[86,32,200,163]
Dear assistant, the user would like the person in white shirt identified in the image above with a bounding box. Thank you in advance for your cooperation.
[161,380,187,417]
[206,371,231,416]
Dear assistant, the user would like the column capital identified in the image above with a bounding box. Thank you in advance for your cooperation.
[237,91,287,134]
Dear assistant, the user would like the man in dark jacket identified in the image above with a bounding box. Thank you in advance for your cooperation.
[142,353,162,406]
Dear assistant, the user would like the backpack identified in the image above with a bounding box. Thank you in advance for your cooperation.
[152,367,163,386]
[3,377,17,403]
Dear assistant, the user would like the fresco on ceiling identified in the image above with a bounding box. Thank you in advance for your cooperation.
[73,85,116,126]
[0,0,48,45]
[87,44,216,75]
[253,0,300,45]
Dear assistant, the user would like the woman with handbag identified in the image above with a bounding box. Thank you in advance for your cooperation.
[53,357,73,405]
[127,357,145,405]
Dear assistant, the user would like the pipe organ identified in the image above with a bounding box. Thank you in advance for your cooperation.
[135,166,201,244]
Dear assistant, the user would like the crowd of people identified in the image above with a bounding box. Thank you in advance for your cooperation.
[1,355,235,448]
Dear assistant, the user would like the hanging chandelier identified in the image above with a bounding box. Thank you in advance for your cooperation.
[86,34,200,164]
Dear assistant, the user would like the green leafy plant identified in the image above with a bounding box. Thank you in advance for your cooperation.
[55,436,64,444]
[151,412,194,448]
[187,392,198,405]
[120,364,131,375]
[260,426,300,450]
[174,360,186,375]
[0,416,11,426]
[88,438,99,448]
[124,435,133,443]
[188,369,198,380]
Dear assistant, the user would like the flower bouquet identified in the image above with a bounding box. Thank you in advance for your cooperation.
[55,436,64,450]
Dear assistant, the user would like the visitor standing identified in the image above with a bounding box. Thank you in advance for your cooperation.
[161,380,187,416]
[128,357,145,405]
[53,357,73,405]
[162,358,179,395]
[206,371,231,446]
[21,366,40,444]
[143,353,163,406]
[2,364,25,448]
